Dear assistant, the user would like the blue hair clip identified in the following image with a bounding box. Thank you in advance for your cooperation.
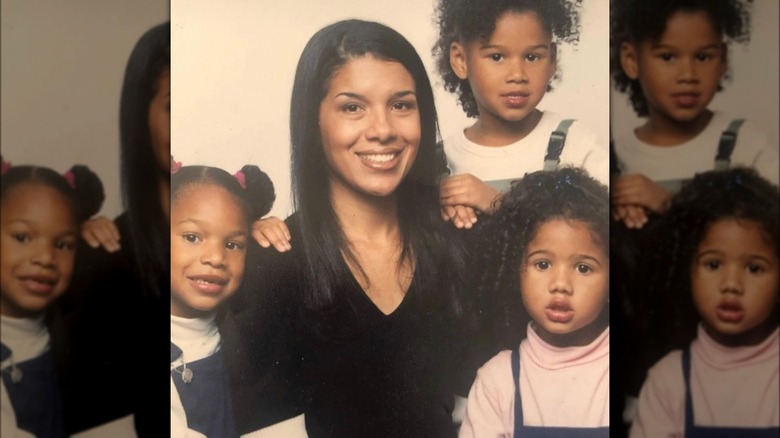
[554,174,572,190]
[725,172,743,190]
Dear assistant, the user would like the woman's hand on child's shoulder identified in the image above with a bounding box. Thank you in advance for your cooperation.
[440,174,500,216]
[612,174,672,215]
[81,216,121,252]
[252,216,291,252]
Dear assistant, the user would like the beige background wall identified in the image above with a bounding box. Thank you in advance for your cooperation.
[1,0,169,218]
[3,1,775,220]
[171,0,610,219]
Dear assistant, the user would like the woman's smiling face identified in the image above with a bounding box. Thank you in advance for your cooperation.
[318,55,420,200]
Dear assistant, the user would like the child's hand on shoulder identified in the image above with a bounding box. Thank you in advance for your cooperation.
[81,216,121,252]
[612,174,672,214]
[612,204,648,229]
[252,216,291,252]
[441,204,478,229]
[439,174,501,216]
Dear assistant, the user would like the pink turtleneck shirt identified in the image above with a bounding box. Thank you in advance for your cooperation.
[459,324,610,437]
[630,325,779,437]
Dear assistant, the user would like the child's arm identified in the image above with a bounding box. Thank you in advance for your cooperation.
[629,354,684,438]
[459,354,513,438]
[612,174,672,214]
[80,216,121,252]
[251,216,291,252]
[439,174,500,228]
[611,173,673,229]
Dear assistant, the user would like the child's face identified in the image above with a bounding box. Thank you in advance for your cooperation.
[520,219,608,345]
[170,184,247,318]
[0,184,77,318]
[319,56,420,200]
[450,11,555,125]
[621,10,726,124]
[692,219,779,345]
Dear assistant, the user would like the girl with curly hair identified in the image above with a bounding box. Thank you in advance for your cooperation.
[461,167,609,437]
[630,168,778,436]
[432,0,609,230]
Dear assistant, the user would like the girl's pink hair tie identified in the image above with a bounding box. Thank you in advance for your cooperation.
[233,171,246,189]
[171,157,182,174]
[63,171,76,189]
[1,159,11,175]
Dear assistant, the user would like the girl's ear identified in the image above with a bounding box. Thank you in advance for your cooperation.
[620,42,640,80]
[718,42,728,79]
[548,42,558,80]
[450,41,469,80]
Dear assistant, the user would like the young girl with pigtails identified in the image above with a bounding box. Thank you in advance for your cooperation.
[460,167,610,437]
[169,159,275,437]
[631,168,778,437]
[0,157,104,438]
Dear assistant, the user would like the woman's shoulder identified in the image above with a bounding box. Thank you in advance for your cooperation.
[231,214,305,313]
[247,213,304,272]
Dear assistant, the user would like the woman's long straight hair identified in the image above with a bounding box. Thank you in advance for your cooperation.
[118,22,170,298]
[289,19,464,320]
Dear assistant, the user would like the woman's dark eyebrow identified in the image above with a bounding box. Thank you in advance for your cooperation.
[335,90,416,100]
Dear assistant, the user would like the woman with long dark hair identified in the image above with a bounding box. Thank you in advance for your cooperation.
[60,22,170,437]
[224,19,468,437]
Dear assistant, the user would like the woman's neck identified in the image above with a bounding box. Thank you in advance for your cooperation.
[329,181,412,316]
[330,183,400,244]
[636,109,713,146]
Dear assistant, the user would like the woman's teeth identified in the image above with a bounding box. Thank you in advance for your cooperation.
[360,153,396,163]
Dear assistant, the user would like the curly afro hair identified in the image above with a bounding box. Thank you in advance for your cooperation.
[433,0,582,118]
[644,167,778,350]
[469,167,609,350]
[610,0,752,117]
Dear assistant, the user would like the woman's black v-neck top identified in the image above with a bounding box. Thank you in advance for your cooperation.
[222,215,461,437]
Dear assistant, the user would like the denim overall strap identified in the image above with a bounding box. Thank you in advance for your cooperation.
[171,342,238,437]
[511,345,608,437]
[683,346,778,437]
[543,119,575,171]
[714,119,745,171]
[1,347,66,437]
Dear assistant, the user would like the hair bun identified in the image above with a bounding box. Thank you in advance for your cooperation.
[68,165,105,220]
[240,164,276,219]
